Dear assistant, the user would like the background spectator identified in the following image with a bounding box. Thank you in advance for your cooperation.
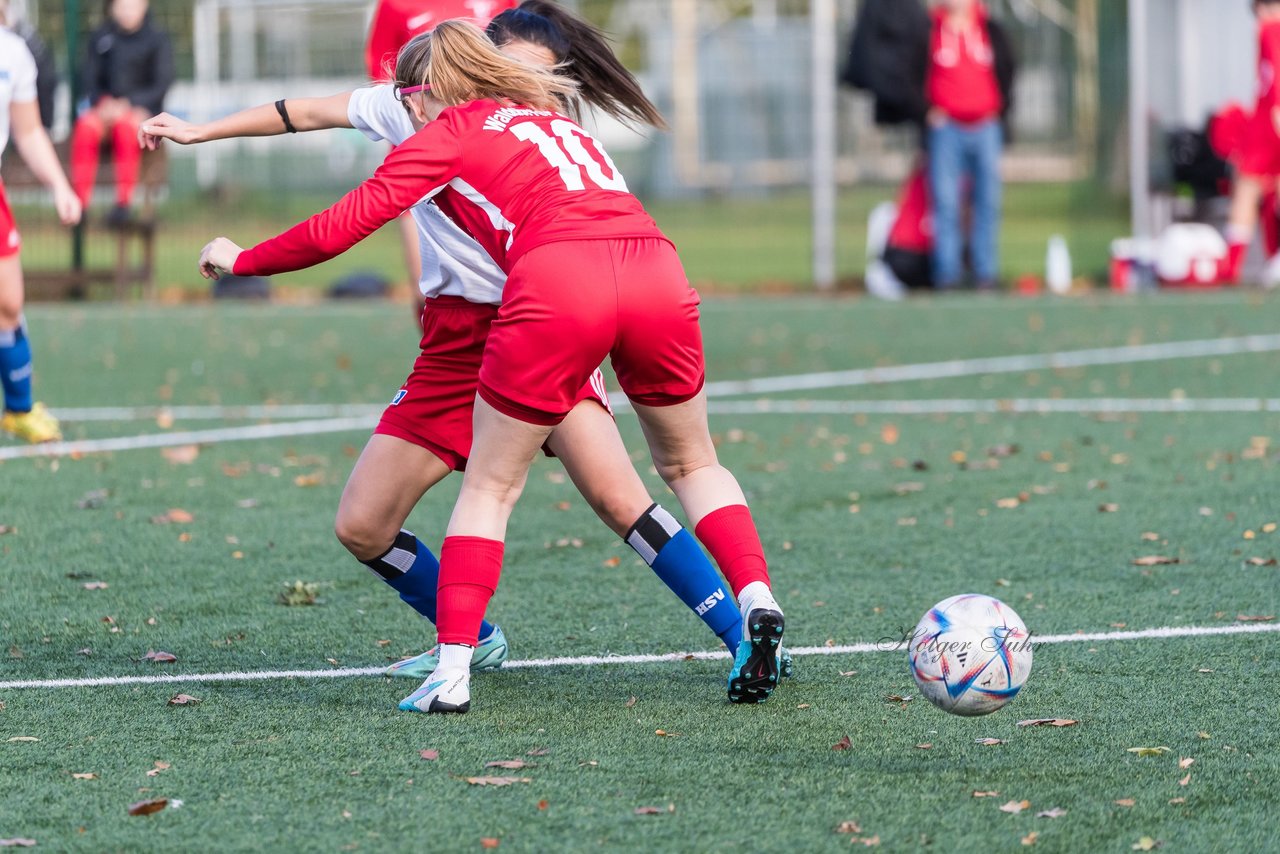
[2,0,58,130]
[70,0,173,226]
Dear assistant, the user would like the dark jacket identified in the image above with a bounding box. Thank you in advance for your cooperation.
[16,24,59,129]
[842,0,1017,135]
[83,13,174,115]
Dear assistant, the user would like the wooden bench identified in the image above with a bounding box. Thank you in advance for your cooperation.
[0,142,167,301]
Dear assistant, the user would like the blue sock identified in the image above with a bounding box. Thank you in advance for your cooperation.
[626,505,742,653]
[363,530,496,639]
[0,321,33,413]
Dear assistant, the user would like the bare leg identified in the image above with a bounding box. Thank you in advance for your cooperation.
[335,433,452,560]
[544,401,653,537]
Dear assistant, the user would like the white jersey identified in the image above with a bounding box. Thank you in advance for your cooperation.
[347,84,506,305]
[0,29,38,167]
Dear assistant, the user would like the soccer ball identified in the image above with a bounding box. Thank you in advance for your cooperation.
[907,594,1033,717]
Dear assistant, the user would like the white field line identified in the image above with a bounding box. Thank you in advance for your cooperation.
[2,622,1276,691]
[705,398,1280,416]
[0,416,375,461]
[53,404,383,423]
[700,333,1280,397]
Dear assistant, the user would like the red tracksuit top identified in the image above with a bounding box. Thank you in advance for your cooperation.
[925,5,1002,124]
[234,99,668,278]
[365,0,520,80]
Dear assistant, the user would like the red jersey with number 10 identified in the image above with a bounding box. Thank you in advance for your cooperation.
[234,100,668,278]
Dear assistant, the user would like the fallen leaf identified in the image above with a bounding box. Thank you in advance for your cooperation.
[1178,757,1194,769]
[1017,719,1079,727]
[835,821,863,834]
[1099,503,1120,513]
[880,424,899,445]
[796,703,811,710]
[1168,797,1187,805]
[480,840,500,850]
[884,694,914,704]
[839,670,858,677]
[975,738,1006,746]
[142,650,177,663]
[167,694,200,706]
[972,791,1001,798]
[1131,837,1161,851]
[0,525,15,535]
[1022,832,1039,846]
[602,556,621,568]
[1114,799,1136,807]
[624,696,637,708]
[832,735,852,751]
[82,581,109,590]
[578,760,598,767]
[1244,530,1257,540]
[71,773,97,780]
[127,798,168,816]
[1236,614,1276,622]
[654,729,679,738]
[419,750,439,761]
[914,743,932,750]
[1037,808,1067,819]
[1126,746,1171,756]
[1133,556,1179,566]
[1197,732,1211,740]
[526,748,550,757]
[1246,557,1278,566]
[485,760,530,770]
[6,737,39,743]
[463,777,531,786]
[161,445,200,465]
[634,806,663,815]
[0,840,37,848]
[1179,774,1191,786]
[996,497,1021,509]
[999,800,1032,814]
[145,761,171,778]
[1141,532,1160,541]
[167,509,194,524]
[293,472,325,488]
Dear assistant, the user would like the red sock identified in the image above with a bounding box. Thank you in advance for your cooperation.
[436,536,504,646]
[1220,241,1248,284]
[694,505,770,597]
[70,113,105,208]
[112,115,142,206]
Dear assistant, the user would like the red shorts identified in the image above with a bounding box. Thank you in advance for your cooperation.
[0,183,20,258]
[479,238,705,426]
[1235,109,1280,178]
[376,296,610,470]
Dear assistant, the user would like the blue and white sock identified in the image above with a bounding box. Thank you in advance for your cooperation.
[0,320,33,413]
[363,529,497,639]
[626,504,742,653]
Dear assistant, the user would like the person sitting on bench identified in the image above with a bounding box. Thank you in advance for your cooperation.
[70,0,173,227]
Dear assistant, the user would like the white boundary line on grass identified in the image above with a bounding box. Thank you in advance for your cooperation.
[53,404,383,423]
[2,622,1276,691]
[700,333,1280,397]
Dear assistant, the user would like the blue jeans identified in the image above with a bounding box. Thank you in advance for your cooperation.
[927,119,1003,287]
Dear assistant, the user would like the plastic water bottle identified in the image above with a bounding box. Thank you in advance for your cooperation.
[1046,235,1072,295]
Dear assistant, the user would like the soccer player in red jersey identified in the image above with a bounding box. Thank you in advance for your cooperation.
[148,6,782,708]
[1223,0,1280,285]
[0,11,81,444]
[198,21,786,713]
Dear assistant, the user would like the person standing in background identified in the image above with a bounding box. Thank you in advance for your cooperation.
[3,0,59,129]
[70,0,173,227]
[924,0,1015,290]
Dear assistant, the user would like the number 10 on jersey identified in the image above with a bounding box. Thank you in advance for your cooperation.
[512,119,629,192]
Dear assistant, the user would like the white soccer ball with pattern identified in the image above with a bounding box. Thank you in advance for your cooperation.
[908,594,1033,716]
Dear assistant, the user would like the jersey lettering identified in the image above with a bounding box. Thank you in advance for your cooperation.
[510,119,628,193]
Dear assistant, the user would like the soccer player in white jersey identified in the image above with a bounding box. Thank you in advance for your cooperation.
[140,3,789,709]
[0,1,81,443]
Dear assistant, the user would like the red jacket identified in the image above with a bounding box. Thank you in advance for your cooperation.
[925,4,1002,124]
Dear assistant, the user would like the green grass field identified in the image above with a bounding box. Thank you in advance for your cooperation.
[12,182,1127,293]
[2,293,1278,852]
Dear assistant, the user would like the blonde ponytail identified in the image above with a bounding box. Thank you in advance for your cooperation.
[395,20,578,115]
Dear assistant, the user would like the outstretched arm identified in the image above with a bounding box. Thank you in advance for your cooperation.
[9,100,80,226]
[140,92,356,149]
[199,122,462,280]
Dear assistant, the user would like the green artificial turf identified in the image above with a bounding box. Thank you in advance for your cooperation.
[2,294,1278,851]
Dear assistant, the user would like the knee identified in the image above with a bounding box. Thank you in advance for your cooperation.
[334,504,396,562]
[582,486,652,537]
[653,455,717,488]
[74,113,105,141]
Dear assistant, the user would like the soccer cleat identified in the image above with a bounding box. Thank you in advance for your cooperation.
[398,668,470,714]
[728,607,786,704]
[385,625,508,679]
[779,644,795,679]
[1,402,62,443]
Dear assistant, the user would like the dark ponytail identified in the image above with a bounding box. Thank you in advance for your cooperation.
[489,1,667,131]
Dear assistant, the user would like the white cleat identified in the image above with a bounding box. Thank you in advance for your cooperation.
[398,668,471,714]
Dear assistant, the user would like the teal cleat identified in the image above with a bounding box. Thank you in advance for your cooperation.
[780,644,795,679]
[385,625,509,679]
[728,607,785,703]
